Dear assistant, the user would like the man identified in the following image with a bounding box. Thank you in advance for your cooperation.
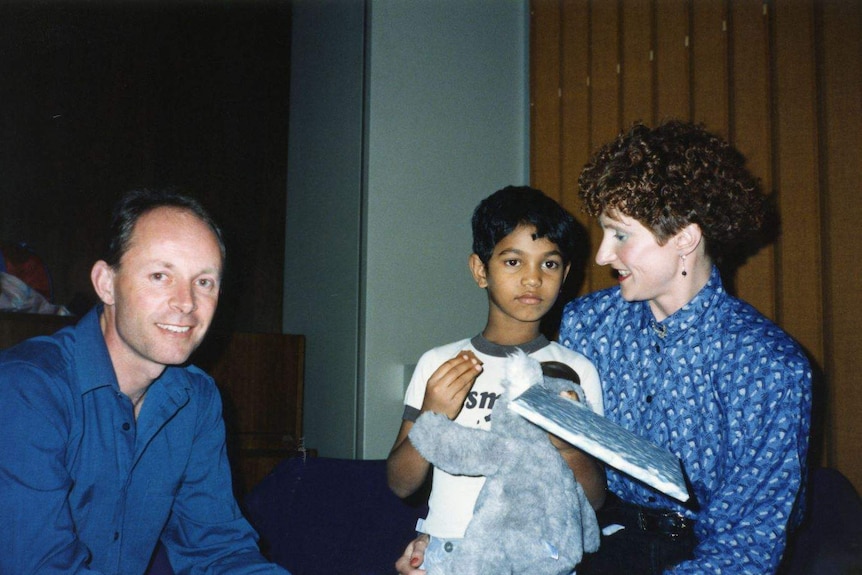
[0,189,291,574]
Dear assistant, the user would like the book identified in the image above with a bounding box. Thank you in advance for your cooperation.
[509,385,690,502]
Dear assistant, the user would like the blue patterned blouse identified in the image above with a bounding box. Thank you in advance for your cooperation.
[559,266,811,574]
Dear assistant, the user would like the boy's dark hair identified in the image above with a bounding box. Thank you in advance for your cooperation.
[471,186,578,265]
[578,120,766,259]
[103,188,226,270]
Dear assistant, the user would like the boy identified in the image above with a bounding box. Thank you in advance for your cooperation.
[387,186,605,572]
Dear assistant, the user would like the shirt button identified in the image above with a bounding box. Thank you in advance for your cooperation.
[122,422,131,431]
[444,541,454,552]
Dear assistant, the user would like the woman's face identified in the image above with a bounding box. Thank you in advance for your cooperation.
[595,211,686,319]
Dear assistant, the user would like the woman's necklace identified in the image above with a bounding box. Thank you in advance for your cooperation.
[650,320,667,339]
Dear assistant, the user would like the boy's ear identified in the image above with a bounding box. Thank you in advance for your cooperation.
[91,260,117,306]
[674,223,703,256]
[469,253,489,288]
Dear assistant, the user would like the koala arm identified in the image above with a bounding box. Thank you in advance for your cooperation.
[549,433,607,510]
[541,377,608,509]
[409,412,506,477]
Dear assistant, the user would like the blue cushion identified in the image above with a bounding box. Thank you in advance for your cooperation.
[145,457,427,575]
[243,456,428,575]
[780,467,862,574]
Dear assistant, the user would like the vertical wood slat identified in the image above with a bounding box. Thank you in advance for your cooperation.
[819,0,862,489]
[621,0,655,127]
[559,0,596,308]
[587,0,621,293]
[654,0,691,121]
[772,0,824,466]
[560,0,592,217]
[530,0,563,197]
[729,0,775,318]
[772,0,822,361]
[691,0,729,135]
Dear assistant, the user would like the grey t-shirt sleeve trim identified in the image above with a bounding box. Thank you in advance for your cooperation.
[403,405,421,422]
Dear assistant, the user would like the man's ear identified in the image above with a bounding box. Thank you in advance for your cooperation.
[91,260,116,305]
[674,223,703,257]
[469,253,489,288]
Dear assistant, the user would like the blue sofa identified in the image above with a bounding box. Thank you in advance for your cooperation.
[145,456,428,575]
[145,461,860,575]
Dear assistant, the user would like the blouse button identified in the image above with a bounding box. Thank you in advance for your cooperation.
[645,395,653,403]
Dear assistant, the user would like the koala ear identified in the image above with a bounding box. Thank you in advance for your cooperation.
[504,350,543,397]
[541,361,580,386]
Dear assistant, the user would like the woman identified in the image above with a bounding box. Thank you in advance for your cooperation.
[396,121,811,575]
[558,120,811,574]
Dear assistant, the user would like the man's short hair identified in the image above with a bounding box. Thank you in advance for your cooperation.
[103,188,226,270]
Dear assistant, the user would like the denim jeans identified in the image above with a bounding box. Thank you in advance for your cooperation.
[420,534,579,574]
[418,536,459,571]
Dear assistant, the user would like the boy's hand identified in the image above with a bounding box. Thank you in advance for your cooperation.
[395,534,429,574]
[421,350,483,420]
[549,389,583,461]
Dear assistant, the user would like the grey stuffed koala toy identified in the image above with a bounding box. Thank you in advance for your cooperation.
[409,350,600,575]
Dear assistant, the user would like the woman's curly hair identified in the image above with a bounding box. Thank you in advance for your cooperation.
[578,120,766,259]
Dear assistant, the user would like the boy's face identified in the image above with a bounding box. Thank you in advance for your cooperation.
[470,224,569,336]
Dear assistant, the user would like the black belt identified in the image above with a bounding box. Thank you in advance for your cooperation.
[599,499,696,540]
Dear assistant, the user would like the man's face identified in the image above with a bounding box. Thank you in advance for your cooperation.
[97,206,222,381]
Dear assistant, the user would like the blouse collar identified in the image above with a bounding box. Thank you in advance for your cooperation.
[640,265,726,340]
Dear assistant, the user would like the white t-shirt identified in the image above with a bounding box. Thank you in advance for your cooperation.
[402,334,603,539]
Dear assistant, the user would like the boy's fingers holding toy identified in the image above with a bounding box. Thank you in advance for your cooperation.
[429,352,481,385]
[445,352,483,399]
[450,351,483,386]
[423,351,483,418]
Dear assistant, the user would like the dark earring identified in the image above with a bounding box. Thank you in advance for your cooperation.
[681,255,688,277]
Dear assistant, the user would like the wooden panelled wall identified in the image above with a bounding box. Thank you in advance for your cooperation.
[530,0,862,492]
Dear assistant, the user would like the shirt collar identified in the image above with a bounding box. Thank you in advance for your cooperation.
[72,306,192,402]
[470,332,550,357]
[640,265,726,340]
[73,306,119,395]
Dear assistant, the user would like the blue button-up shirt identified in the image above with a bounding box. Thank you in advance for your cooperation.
[0,307,290,575]
[559,267,811,574]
